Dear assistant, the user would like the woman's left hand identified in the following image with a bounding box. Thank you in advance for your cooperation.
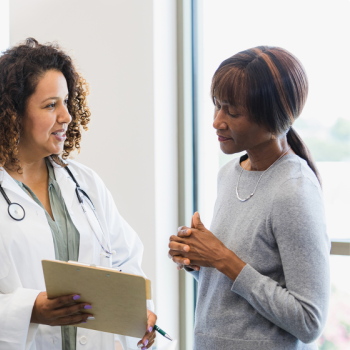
[137,310,157,349]
[169,212,229,269]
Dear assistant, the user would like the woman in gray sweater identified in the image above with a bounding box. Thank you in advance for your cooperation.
[169,46,330,350]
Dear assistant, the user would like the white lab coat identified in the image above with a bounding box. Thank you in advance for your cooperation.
[0,158,153,350]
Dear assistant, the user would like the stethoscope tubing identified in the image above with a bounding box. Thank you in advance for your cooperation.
[0,166,113,256]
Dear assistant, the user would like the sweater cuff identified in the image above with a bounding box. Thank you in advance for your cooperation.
[184,267,199,281]
[231,264,260,298]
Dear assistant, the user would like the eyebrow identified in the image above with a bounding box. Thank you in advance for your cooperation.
[41,96,68,103]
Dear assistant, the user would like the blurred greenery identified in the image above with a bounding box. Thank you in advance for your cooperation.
[303,137,350,162]
[330,118,350,142]
[299,117,350,162]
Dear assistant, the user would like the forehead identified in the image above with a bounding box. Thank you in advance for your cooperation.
[32,70,68,100]
[214,97,246,113]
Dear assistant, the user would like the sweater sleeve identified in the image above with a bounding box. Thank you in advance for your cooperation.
[231,176,331,344]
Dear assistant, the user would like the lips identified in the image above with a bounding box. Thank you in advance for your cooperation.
[217,135,232,142]
[52,131,66,137]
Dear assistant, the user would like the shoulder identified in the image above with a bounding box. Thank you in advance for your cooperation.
[217,156,241,182]
[274,155,321,197]
[271,155,324,212]
[61,159,107,190]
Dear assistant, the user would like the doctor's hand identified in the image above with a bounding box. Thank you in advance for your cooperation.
[31,292,93,326]
[137,309,157,349]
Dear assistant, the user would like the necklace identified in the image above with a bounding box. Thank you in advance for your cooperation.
[236,147,291,202]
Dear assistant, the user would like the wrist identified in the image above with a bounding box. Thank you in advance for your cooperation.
[214,247,246,282]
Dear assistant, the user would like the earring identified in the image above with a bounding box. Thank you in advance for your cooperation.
[271,133,276,140]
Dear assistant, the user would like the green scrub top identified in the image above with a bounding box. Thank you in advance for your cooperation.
[13,158,80,350]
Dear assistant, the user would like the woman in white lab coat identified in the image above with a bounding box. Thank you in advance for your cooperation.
[0,38,156,350]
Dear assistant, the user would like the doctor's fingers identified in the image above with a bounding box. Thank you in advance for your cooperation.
[146,332,156,349]
[50,313,93,327]
[52,301,93,319]
[50,293,86,309]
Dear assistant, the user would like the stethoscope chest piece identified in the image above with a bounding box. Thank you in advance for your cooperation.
[8,203,25,221]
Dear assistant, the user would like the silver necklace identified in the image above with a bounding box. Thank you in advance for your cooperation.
[236,148,291,202]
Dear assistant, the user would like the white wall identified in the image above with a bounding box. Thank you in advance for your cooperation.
[10,0,179,348]
[0,0,9,53]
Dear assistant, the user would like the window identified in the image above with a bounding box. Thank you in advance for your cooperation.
[193,1,350,348]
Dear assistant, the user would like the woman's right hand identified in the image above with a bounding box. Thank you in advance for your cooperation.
[168,220,201,272]
[31,292,93,326]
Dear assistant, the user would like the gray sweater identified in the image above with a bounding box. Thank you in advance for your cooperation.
[188,154,330,350]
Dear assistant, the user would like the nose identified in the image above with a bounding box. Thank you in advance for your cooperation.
[213,109,227,130]
[57,103,72,125]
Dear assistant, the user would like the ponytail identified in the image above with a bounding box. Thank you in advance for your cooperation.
[287,127,322,186]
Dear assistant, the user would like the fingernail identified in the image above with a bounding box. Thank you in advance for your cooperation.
[73,295,80,300]
[137,344,143,349]
[149,326,153,332]
[81,321,87,323]
[87,316,95,320]
[142,347,147,350]
[84,305,92,309]
[145,339,149,346]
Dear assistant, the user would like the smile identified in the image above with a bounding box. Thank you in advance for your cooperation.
[52,131,65,137]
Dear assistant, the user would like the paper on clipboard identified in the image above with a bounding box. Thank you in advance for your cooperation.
[42,260,151,338]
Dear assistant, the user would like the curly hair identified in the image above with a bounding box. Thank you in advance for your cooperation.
[0,38,91,171]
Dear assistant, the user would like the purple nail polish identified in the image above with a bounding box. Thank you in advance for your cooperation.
[81,321,87,323]
[145,339,149,346]
[142,347,147,350]
[73,295,80,300]
[84,305,92,309]
[148,326,153,333]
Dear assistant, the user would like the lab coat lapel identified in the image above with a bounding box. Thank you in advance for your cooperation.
[52,162,76,213]
[52,162,97,265]
[0,168,42,209]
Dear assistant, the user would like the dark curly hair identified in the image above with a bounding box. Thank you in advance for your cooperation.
[0,37,91,171]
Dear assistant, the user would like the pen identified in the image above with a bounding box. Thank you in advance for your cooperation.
[154,325,173,341]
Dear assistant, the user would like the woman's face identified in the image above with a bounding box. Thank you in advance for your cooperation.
[213,98,271,154]
[20,70,71,158]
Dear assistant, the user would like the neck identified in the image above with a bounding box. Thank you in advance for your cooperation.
[245,136,292,171]
[5,150,49,185]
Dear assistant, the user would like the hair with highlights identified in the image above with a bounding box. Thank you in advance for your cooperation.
[211,46,320,184]
[0,38,91,171]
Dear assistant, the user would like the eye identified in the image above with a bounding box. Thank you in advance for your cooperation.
[228,112,239,118]
[64,99,69,105]
[46,102,56,109]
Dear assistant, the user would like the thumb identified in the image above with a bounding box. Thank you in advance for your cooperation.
[193,212,205,230]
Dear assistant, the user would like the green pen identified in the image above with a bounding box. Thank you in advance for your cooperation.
[154,325,173,341]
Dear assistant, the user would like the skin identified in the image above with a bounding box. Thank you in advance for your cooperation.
[5,70,156,348]
[168,98,294,281]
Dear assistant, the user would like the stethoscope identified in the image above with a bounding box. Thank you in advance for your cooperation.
[0,166,115,258]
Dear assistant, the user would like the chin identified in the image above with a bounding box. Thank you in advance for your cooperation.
[46,146,64,157]
[220,144,238,155]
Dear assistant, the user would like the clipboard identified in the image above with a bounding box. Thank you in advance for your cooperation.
[42,260,152,338]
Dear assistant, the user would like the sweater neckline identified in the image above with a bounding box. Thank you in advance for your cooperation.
[236,153,298,175]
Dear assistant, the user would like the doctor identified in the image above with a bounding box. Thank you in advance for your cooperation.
[0,38,156,350]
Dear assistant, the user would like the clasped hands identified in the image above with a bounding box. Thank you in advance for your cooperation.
[168,212,229,272]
